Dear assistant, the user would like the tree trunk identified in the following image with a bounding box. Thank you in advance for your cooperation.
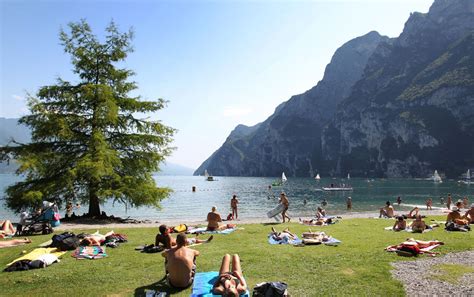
[88,185,101,217]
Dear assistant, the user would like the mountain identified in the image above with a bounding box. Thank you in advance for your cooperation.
[196,0,474,178]
[0,118,194,176]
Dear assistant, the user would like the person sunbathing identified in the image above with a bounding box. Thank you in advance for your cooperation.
[0,220,16,238]
[0,238,31,248]
[410,215,428,233]
[315,207,326,219]
[446,207,469,225]
[207,206,225,231]
[162,233,200,289]
[392,216,407,231]
[80,231,115,246]
[213,254,248,296]
[299,217,329,226]
[406,207,420,219]
[155,224,213,249]
[270,227,297,242]
[379,201,395,218]
[403,238,444,248]
[464,204,474,224]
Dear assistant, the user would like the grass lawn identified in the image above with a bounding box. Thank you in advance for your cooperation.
[0,216,472,296]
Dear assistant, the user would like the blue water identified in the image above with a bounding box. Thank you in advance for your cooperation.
[1,174,473,222]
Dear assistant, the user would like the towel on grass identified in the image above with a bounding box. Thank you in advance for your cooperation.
[72,246,107,260]
[190,271,250,297]
[268,234,302,245]
[384,227,433,233]
[188,227,237,235]
[6,247,66,266]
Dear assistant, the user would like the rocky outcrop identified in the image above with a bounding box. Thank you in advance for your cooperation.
[196,0,474,178]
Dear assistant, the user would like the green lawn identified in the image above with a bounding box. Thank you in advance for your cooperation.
[0,216,472,297]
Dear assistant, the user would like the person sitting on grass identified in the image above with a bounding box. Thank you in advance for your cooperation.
[155,224,213,249]
[410,215,429,233]
[392,216,407,231]
[207,206,225,231]
[316,207,326,219]
[379,201,395,218]
[406,207,421,219]
[269,227,297,242]
[464,204,474,224]
[213,254,248,296]
[162,233,200,289]
[0,220,16,238]
[446,207,469,225]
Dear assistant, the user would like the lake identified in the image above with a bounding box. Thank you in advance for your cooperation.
[1,174,472,223]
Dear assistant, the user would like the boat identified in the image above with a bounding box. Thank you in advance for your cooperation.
[272,172,287,186]
[204,169,215,181]
[347,173,350,179]
[431,170,442,183]
[458,169,471,185]
[322,183,353,191]
[315,174,321,180]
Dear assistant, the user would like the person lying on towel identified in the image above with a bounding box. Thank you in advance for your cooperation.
[270,227,297,242]
[162,233,200,289]
[155,224,213,249]
[392,216,407,231]
[213,254,248,296]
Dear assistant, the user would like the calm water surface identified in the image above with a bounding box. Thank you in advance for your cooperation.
[1,174,473,222]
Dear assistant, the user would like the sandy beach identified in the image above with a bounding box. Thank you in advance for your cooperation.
[56,208,450,231]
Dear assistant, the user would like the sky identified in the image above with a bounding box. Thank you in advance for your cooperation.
[0,0,433,169]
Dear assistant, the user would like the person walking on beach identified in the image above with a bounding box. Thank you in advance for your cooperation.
[279,192,291,223]
[426,198,433,210]
[447,194,452,210]
[230,195,239,220]
[162,233,200,289]
[346,197,352,210]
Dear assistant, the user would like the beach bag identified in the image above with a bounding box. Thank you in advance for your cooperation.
[51,232,80,251]
[445,222,470,232]
[253,282,288,297]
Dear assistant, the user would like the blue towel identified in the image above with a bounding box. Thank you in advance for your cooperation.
[268,234,302,245]
[323,237,341,246]
[189,228,236,235]
[190,271,250,297]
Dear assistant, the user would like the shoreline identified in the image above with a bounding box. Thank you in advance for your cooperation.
[55,208,451,231]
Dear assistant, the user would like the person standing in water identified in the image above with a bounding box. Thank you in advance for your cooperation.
[396,196,402,205]
[230,195,239,220]
[346,197,352,210]
[279,192,291,223]
[447,194,452,210]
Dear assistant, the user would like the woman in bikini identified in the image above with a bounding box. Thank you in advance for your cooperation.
[213,254,247,296]
[0,220,16,238]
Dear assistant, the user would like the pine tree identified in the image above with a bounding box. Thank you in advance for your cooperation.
[0,20,175,216]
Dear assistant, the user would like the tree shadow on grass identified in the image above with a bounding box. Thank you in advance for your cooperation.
[261,222,281,226]
[134,275,187,297]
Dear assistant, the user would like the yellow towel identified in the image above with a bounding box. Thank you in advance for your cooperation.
[7,247,67,266]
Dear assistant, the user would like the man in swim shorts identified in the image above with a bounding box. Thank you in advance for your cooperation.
[156,225,213,249]
[162,233,200,289]
[379,201,395,218]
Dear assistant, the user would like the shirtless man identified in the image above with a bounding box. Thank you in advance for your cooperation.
[230,195,239,220]
[162,233,200,289]
[156,225,212,249]
[207,206,224,231]
[447,194,452,210]
[426,198,433,210]
[464,204,474,224]
[392,216,407,231]
[279,192,291,223]
[410,215,428,233]
[446,207,469,225]
[379,201,395,218]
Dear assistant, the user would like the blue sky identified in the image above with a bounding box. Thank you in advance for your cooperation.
[0,0,432,169]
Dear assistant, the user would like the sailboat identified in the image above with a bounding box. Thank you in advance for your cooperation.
[204,169,215,181]
[458,169,471,185]
[432,170,442,183]
[347,173,350,179]
[315,174,321,180]
[272,172,287,186]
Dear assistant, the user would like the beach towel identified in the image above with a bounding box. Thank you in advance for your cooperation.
[6,247,66,266]
[384,227,433,233]
[190,271,250,297]
[268,234,302,245]
[72,246,107,259]
[385,242,442,256]
[188,227,237,235]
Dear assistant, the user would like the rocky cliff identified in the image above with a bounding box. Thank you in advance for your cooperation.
[196,0,474,178]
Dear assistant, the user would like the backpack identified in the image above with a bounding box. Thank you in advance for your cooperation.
[253,282,288,297]
[51,232,80,251]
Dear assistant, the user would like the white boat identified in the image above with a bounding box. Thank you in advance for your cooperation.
[315,174,321,180]
[322,183,353,191]
[432,170,442,183]
[347,173,350,179]
[282,172,287,182]
[204,169,215,181]
[272,172,287,186]
[458,169,471,185]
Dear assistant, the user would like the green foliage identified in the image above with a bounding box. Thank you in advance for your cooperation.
[0,20,175,215]
[0,217,472,296]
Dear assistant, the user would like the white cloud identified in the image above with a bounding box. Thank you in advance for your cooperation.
[12,94,24,101]
[222,106,253,118]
